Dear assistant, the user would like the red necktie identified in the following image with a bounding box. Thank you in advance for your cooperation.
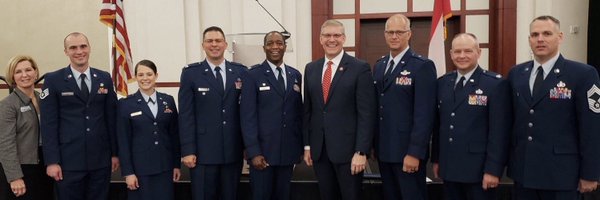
[323,61,333,103]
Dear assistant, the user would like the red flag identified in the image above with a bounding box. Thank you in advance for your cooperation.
[428,0,452,77]
[99,0,134,96]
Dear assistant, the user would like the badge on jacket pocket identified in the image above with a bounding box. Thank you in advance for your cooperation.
[396,76,412,86]
[130,111,142,117]
[61,92,75,96]
[550,81,572,100]
[20,106,32,112]
[468,94,488,106]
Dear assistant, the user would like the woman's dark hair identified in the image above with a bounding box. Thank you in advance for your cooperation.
[135,59,157,74]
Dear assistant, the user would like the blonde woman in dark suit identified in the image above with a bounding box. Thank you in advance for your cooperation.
[0,55,53,199]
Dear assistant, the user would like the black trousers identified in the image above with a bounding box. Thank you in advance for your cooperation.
[313,145,363,200]
[0,148,54,200]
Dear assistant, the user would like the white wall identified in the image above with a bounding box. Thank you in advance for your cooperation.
[120,0,312,96]
[0,0,312,100]
[516,0,589,64]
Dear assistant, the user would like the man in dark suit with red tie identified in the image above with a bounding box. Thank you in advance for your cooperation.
[302,19,377,200]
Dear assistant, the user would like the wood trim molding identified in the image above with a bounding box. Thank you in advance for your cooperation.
[489,0,516,76]
[311,0,515,75]
[311,0,331,60]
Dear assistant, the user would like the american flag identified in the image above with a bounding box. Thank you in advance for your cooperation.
[428,0,452,77]
[100,0,134,96]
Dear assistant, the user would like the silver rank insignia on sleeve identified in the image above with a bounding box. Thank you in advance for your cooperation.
[587,84,600,113]
[40,88,49,99]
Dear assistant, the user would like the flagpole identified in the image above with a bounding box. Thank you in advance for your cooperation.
[111,13,118,91]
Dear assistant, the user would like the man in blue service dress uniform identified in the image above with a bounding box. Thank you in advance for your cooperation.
[372,14,437,200]
[507,15,600,199]
[40,32,119,200]
[431,33,511,200]
[240,31,303,200]
[178,26,248,200]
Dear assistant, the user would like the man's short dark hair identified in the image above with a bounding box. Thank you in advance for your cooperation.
[203,26,226,40]
[263,31,286,46]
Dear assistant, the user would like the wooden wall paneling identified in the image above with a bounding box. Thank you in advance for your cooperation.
[311,0,332,59]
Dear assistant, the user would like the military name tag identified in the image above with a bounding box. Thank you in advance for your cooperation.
[259,86,271,91]
[549,81,572,100]
[197,87,210,92]
[130,111,142,117]
[61,92,75,96]
[20,106,32,112]
[468,95,488,106]
[396,76,412,86]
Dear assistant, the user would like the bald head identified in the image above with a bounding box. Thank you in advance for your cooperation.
[64,32,89,49]
[450,33,481,74]
[385,14,411,31]
[451,33,480,49]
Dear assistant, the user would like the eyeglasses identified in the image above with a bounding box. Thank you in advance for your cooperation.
[321,33,344,39]
[384,30,410,36]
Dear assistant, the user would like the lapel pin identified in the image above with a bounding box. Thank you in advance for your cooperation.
[137,99,142,102]
[204,69,209,72]
[554,68,560,74]
[266,70,270,73]
[525,67,530,72]
[338,67,344,71]
[93,73,97,78]
[400,61,405,64]
[469,79,475,83]
[475,89,483,94]
[68,74,72,78]
[228,68,232,72]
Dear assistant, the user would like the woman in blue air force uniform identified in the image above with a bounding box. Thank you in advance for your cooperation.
[116,60,181,200]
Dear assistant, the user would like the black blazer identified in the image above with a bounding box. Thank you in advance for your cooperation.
[302,53,376,164]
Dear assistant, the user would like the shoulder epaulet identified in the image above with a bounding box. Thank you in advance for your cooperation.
[411,53,428,61]
[183,62,201,69]
[120,94,134,101]
[229,61,247,68]
[482,70,503,79]
[440,70,457,78]
[157,92,172,98]
[249,64,261,71]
